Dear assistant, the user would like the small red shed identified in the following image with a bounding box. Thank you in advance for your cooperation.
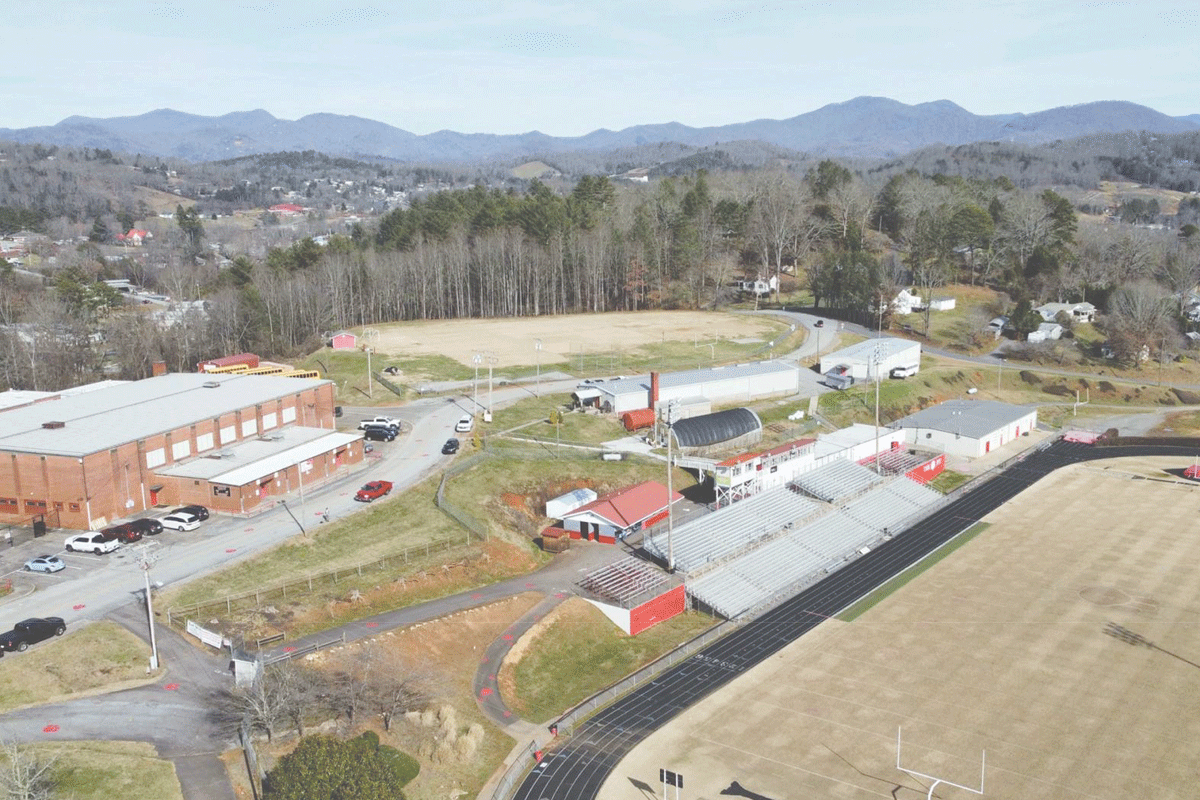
[329,331,357,350]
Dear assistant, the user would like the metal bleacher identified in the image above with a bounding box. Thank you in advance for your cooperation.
[644,488,819,573]
[686,476,946,619]
[789,459,884,503]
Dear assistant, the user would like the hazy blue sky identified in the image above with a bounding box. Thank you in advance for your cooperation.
[5,1,1197,134]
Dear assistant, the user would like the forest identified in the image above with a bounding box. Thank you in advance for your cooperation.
[1,128,1199,391]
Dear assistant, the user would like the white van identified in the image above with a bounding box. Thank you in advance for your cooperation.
[890,364,919,379]
[454,414,475,433]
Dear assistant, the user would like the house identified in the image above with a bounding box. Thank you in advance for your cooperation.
[1035,302,1096,324]
[892,289,922,315]
[926,297,956,311]
[1026,322,1064,343]
[328,331,357,350]
[735,276,778,296]
[558,481,684,543]
[116,228,152,246]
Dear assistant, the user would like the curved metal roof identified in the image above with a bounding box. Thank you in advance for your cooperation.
[671,407,762,448]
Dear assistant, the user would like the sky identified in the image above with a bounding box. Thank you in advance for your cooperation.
[4,0,1198,136]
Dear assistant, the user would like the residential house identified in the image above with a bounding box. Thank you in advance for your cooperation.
[1035,302,1096,324]
[892,289,922,315]
[1026,322,1064,343]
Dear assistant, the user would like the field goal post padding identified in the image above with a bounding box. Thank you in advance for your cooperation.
[897,726,985,800]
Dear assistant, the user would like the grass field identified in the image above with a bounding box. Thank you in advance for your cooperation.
[599,457,1200,800]
[503,599,716,723]
[35,740,183,800]
[0,622,160,712]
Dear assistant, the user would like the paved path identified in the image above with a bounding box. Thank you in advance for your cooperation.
[474,594,568,731]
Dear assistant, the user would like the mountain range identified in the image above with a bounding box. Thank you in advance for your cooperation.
[1,97,1196,164]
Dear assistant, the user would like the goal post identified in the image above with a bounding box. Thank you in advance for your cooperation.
[896,726,985,800]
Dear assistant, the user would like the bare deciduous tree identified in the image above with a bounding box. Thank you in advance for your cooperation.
[0,740,56,800]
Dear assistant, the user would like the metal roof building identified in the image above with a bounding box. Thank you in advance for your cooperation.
[819,337,921,380]
[890,399,1038,458]
[671,408,763,452]
[584,360,801,414]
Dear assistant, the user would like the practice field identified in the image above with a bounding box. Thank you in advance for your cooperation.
[366,311,777,368]
[599,458,1200,800]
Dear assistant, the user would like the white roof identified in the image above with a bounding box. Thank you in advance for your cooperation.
[573,388,603,400]
[595,361,800,399]
[823,337,920,365]
[155,427,361,486]
[0,372,329,457]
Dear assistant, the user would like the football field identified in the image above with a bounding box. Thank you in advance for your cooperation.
[599,458,1200,800]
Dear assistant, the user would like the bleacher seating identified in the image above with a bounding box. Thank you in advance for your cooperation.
[789,459,884,502]
[644,488,818,573]
[685,476,945,618]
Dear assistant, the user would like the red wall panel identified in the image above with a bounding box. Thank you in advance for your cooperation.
[629,585,686,636]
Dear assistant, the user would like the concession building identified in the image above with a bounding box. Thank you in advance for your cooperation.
[0,372,361,530]
[890,399,1038,458]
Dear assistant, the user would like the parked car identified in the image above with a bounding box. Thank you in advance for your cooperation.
[172,504,209,521]
[161,512,201,532]
[354,480,394,502]
[128,518,164,536]
[441,438,460,455]
[359,416,401,431]
[890,364,919,379]
[24,555,65,574]
[363,427,396,442]
[99,523,143,544]
[64,533,120,555]
[0,618,66,652]
[455,414,475,433]
[814,319,825,327]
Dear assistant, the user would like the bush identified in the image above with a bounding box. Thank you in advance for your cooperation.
[1099,381,1116,393]
[264,734,413,800]
[1019,370,1041,385]
[379,745,420,786]
[1044,384,1072,397]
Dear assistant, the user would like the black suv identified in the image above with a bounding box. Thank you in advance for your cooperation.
[171,504,210,521]
[363,427,396,442]
[0,618,66,652]
[441,438,460,454]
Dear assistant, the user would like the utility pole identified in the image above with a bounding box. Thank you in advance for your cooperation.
[873,342,883,474]
[136,544,161,671]
[472,352,482,412]
[366,347,373,398]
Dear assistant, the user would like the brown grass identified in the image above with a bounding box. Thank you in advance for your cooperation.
[598,458,1200,800]
[38,740,183,800]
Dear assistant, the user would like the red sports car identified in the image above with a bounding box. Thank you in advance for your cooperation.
[354,480,393,502]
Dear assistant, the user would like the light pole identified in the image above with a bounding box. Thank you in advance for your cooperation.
[535,339,542,397]
[472,353,482,412]
[665,399,679,573]
[873,342,883,474]
[137,544,160,671]
[366,346,373,398]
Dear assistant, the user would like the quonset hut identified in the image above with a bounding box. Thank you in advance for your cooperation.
[669,407,763,456]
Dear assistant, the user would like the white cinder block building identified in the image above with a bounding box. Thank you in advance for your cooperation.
[890,399,1037,458]
[819,338,921,380]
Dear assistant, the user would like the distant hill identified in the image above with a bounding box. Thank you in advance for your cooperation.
[1,97,1196,164]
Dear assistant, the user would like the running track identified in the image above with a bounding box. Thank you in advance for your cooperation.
[512,441,1200,800]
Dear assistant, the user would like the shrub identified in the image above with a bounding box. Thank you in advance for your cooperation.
[1044,384,1072,397]
[264,734,414,800]
[1019,370,1041,385]
[1099,381,1116,393]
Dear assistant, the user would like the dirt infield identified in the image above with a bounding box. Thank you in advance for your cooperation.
[363,311,776,367]
[599,458,1200,800]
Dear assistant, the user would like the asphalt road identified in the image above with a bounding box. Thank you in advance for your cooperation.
[511,441,1200,800]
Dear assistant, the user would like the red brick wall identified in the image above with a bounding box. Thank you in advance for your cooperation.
[629,585,686,636]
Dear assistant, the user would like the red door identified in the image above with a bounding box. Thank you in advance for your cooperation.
[149,488,159,505]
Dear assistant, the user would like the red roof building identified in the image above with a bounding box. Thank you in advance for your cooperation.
[560,480,683,543]
[269,203,305,215]
[116,228,152,246]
